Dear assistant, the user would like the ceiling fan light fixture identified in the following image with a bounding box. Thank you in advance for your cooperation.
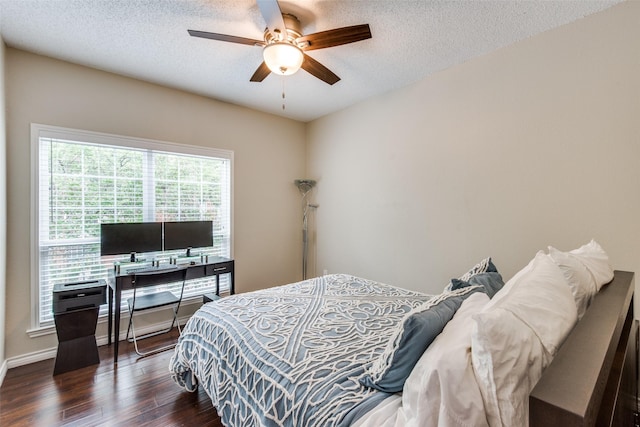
[263,42,304,76]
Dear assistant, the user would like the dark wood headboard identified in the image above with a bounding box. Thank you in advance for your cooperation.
[530,270,637,427]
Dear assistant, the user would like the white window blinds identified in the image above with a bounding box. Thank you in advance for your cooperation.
[33,125,232,326]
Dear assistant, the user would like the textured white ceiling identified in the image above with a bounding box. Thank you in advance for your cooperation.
[0,0,623,122]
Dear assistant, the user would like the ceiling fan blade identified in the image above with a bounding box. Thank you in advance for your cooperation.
[301,54,340,85]
[188,29,263,46]
[297,24,372,51]
[257,0,287,41]
[250,62,271,82]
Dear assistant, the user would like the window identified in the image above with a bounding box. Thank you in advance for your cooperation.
[32,124,232,327]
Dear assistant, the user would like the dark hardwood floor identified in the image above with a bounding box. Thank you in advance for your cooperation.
[0,330,224,426]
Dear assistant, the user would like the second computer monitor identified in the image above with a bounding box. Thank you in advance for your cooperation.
[163,220,213,256]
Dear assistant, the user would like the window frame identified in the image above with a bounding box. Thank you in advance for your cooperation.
[29,123,234,333]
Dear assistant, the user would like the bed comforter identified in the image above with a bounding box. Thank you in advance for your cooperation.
[170,274,433,427]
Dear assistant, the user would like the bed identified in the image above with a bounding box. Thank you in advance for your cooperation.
[170,242,637,427]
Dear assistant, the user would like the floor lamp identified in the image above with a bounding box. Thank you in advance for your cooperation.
[295,179,317,280]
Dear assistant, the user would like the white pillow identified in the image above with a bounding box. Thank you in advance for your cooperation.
[547,246,597,320]
[471,251,578,427]
[569,239,614,290]
[399,292,490,427]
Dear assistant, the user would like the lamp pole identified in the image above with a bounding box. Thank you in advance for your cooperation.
[295,179,317,280]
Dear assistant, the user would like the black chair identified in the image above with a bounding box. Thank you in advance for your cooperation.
[125,267,188,357]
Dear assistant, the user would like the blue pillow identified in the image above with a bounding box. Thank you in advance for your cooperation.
[360,285,484,393]
[450,271,504,298]
[458,258,498,281]
[444,257,498,291]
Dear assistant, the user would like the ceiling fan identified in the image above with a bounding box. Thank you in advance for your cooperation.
[188,0,372,85]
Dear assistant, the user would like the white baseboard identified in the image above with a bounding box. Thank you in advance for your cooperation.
[6,346,57,370]
[5,314,192,373]
[0,359,7,386]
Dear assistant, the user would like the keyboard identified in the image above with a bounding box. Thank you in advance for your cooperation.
[123,265,179,275]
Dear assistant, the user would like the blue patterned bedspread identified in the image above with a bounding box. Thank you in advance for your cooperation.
[170,274,432,427]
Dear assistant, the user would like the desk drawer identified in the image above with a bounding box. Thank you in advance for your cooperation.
[206,261,233,276]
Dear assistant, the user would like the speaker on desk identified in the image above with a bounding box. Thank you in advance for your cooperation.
[52,280,106,375]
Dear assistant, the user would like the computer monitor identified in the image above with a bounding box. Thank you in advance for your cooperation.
[100,222,163,261]
[163,221,213,256]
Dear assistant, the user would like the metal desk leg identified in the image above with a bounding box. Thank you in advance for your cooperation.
[108,285,113,345]
[114,286,121,364]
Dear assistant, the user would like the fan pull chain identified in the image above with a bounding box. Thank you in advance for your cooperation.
[282,77,286,110]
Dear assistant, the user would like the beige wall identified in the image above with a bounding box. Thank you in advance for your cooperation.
[307,1,640,302]
[4,0,640,365]
[0,38,7,374]
[5,49,305,360]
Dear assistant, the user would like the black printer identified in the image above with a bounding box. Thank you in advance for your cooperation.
[52,279,107,314]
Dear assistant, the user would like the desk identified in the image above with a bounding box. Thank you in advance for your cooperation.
[107,257,234,363]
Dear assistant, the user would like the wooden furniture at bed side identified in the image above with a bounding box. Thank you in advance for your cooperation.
[599,307,637,427]
[529,270,636,427]
[107,257,234,364]
[203,292,221,304]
